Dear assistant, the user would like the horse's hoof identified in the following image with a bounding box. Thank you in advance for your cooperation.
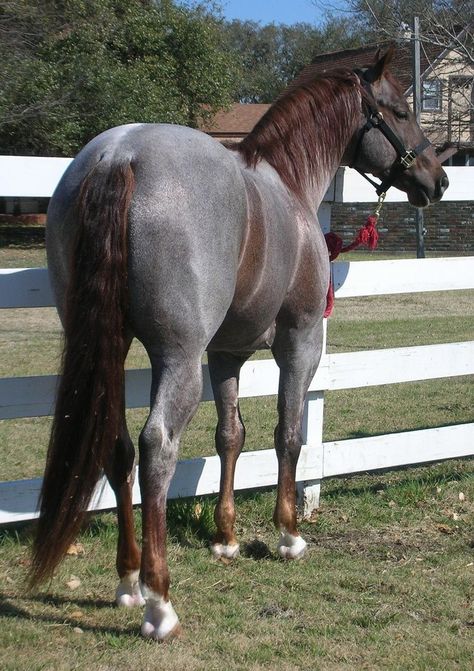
[211,542,240,560]
[277,532,307,560]
[141,597,180,642]
[115,571,145,608]
[142,620,182,643]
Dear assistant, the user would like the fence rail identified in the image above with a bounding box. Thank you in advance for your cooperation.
[1,157,473,526]
[1,257,473,525]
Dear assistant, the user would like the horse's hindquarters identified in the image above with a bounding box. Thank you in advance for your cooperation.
[124,129,249,352]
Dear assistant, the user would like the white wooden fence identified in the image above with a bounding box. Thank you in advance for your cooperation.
[1,160,473,526]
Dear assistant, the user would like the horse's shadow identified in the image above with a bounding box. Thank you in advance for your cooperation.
[242,538,273,560]
[0,592,139,638]
[30,593,112,609]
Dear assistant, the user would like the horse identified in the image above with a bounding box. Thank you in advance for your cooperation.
[29,48,448,640]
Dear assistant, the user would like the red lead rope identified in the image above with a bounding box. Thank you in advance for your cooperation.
[324,209,382,318]
[325,214,379,262]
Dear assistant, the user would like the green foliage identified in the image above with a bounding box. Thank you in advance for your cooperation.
[223,18,365,103]
[0,0,236,155]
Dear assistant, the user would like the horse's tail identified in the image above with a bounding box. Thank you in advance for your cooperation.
[30,159,135,588]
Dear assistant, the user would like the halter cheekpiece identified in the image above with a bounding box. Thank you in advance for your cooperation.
[350,68,431,198]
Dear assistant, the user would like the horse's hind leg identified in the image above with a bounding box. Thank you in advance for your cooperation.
[208,351,250,560]
[105,414,144,608]
[139,353,203,641]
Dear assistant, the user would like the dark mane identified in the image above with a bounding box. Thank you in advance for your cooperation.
[238,70,363,201]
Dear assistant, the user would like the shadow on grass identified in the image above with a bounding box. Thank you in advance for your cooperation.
[344,419,474,441]
[167,497,216,547]
[243,538,273,560]
[82,513,118,539]
[0,227,46,248]
[29,593,113,609]
[0,592,139,638]
[322,459,472,499]
[0,524,34,544]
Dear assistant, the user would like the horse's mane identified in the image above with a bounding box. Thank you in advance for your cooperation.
[237,70,363,200]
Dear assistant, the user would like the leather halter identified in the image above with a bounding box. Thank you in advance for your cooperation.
[350,69,431,197]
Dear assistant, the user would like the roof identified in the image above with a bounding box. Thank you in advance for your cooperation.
[287,40,444,94]
[200,103,270,138]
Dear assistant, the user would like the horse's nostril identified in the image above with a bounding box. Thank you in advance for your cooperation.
[436,174,449,198]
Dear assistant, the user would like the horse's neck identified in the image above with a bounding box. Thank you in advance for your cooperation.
[240,81,362,210]
[304,155,345,209]
[302,110,362,208]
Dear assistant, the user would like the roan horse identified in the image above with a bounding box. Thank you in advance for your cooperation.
[30,49,448,640]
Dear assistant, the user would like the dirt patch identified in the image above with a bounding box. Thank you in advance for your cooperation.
[308,524,467,562]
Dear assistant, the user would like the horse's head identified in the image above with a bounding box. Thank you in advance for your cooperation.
[350,47,449,207]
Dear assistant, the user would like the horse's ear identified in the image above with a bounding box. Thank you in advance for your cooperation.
[367,46,395,82]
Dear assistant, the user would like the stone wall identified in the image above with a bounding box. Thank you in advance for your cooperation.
[330,201,473,253]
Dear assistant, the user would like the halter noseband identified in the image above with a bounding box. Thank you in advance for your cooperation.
[350,69,431,197]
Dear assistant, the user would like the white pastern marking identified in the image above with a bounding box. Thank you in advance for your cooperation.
[115,570,145,608]
[140,586,180,641]
[277,530,307,560]
[210,542,240,560]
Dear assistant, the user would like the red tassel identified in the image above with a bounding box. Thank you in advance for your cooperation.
[324,279,334,318]
[324,231,344,262]
[355,215,379,249]
[324,214,379,263]
[324,214,380,316]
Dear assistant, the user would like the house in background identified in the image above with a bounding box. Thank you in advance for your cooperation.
[287,40,474,166]
[200,103,270,143]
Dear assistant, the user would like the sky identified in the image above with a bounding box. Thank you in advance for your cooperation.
[220,0,325,26]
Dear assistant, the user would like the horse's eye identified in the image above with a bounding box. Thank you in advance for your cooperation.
[395,109,408,120]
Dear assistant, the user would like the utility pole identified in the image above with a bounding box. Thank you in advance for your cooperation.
[412,16,425,258]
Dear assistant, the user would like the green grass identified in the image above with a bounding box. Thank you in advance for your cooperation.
[0,245,47,269]
[0,245,473,668]
[0,461,473,670]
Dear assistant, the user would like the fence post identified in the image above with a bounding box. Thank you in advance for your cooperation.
[297,320,327,518]
[297,389,324,517]
[296,184,336,518]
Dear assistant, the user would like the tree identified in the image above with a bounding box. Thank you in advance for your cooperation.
[222,17,367,103]
[0,0,237,155]
[222,20,318,102]
[313,1,473,66]
[313,1,473,152]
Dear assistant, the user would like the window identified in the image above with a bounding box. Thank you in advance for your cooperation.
[422,79,442,111]
[444,152,474,167]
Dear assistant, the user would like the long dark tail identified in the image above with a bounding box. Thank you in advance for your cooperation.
[30,160,135,587]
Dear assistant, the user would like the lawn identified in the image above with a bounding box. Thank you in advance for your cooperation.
[1,462,473,671]
[0,244,473,669]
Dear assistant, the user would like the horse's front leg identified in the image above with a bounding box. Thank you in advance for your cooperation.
[208,351,251,560]
[139,354,203,641]
[272,318,324,559]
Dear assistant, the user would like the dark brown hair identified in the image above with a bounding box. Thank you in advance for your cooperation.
[30,160,135,587]
[238,71,362,201]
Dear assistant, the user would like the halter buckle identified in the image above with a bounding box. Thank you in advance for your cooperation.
[370,111,383,126]
[400,150,417,169]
